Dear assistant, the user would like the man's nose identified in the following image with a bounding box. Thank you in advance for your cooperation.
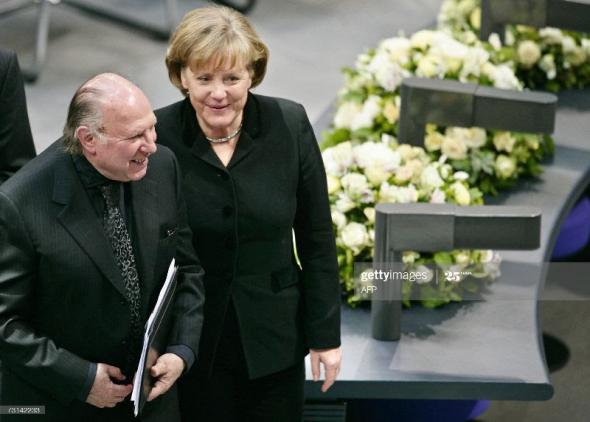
[141,130,157,155]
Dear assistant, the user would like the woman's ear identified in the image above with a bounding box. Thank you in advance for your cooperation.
[180,67,189,91]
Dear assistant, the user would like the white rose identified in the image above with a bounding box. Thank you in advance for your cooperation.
[379,184,419,204]
[368,53,406,92]
[379,37,411,64]
[582,39,590,55]
[331,209,347,229]
[441,135,468,160]
[495,155,516,179]
[351,95,382,131]
[459,47,490,81]
[333,102,362,129]
[421,164,445,190]
[416,54,445,78]
[322,141,353,176]
[353,141,401,171]
[539,27,563,44]
[394,164,414,183]
[335,193,356,213]
[382,100,399,124]
[562,36,577,53]
[340,222,370,252]
[493,131,516,153]
[415,265,434,284]
[567,47,587,66]
[492,64,522,90]
[454,251,471,265]
[425,131,444,151]
[395,185,419,203]
[446,127,487,150]
[341,173,370,199]
[451,181,471,205]
[410,30,436,50]
[453,171,469,181]
[365,166,391,186]
[517,40,541,68]
[396,144,423,162]
[326,175,341,195]
[430,188,446,204]
[539,54,557,80]
[488,33,502,51]
[363,207,376,224]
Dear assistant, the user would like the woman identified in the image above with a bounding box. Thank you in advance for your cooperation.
[155,6,341,421]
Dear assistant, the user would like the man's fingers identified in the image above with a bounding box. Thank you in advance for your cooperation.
[310,352,321,381]
[147,381,166,402]
[150,361,164,378]
[105,364,126,381]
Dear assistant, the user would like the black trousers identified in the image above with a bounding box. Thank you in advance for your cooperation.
[179,303,305,422]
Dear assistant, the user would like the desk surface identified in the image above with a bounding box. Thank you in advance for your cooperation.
[305,88,590,400]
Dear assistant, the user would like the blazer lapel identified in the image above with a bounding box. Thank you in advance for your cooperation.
[53,154,127,297]
[130,177,159,294]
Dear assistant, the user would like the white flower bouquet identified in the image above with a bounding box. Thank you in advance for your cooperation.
[323,138,501,307]
[438,0,590,92]
[322,29,554,196]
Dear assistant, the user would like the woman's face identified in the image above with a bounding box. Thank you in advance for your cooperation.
[181,61,252,137]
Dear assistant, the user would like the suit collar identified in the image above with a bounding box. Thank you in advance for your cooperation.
[53,152,128,297]
[181,93,261,170]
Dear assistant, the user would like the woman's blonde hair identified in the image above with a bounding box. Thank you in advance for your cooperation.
[166,5,269,95]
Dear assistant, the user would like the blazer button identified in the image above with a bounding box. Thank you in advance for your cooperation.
[120,299,127,306]
[225,238,236,250]
[121,339,127,346]
[222,206,234,217]
[216,171,229,181]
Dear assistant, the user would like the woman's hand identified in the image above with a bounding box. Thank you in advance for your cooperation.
[309,347,342,393]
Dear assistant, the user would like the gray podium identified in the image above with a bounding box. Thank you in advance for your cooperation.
[305,81,590,403]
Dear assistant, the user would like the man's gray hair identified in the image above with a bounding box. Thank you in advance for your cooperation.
[62,85,105,155]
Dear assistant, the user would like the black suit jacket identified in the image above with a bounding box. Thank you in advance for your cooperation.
[0,49,36,184]
[155,94,341,380]
[0,141,205,422]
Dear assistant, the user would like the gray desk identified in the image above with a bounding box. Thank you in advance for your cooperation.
[306,88,590,400]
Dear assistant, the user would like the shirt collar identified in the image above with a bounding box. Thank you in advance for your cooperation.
[72,153,115,188]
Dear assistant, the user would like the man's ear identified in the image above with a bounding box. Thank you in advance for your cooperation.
[76,126,97,154]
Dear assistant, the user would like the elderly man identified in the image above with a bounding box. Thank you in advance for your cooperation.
[0,73,204,422]
[0,48,36,184]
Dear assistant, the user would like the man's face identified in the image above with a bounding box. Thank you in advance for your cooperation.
[91,94,157,182]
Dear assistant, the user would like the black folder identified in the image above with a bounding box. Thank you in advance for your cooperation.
[133,264,178,416]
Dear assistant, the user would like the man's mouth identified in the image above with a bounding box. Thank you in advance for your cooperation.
[131,158,147,165]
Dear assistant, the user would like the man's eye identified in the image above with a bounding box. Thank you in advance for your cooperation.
[197,76,209,82]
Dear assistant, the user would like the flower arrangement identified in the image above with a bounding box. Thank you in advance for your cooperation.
[438,0,590,92]
[320,21,556,307]
[322,138,504,307]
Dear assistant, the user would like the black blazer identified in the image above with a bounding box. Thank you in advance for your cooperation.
[0,141,205,422]
[155,94,341,379]
[0,49,36,184]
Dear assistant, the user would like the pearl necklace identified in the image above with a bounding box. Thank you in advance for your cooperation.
[204,123,243,144]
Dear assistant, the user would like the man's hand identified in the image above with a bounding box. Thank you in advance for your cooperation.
[310,347,342,393]
[86,363,133,408]
[147,353,185,402]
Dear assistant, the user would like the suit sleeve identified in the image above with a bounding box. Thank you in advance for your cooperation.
[292,105,341,349]
[0,49,36,184]
[0,191,91,404]
[165,153,205,364]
